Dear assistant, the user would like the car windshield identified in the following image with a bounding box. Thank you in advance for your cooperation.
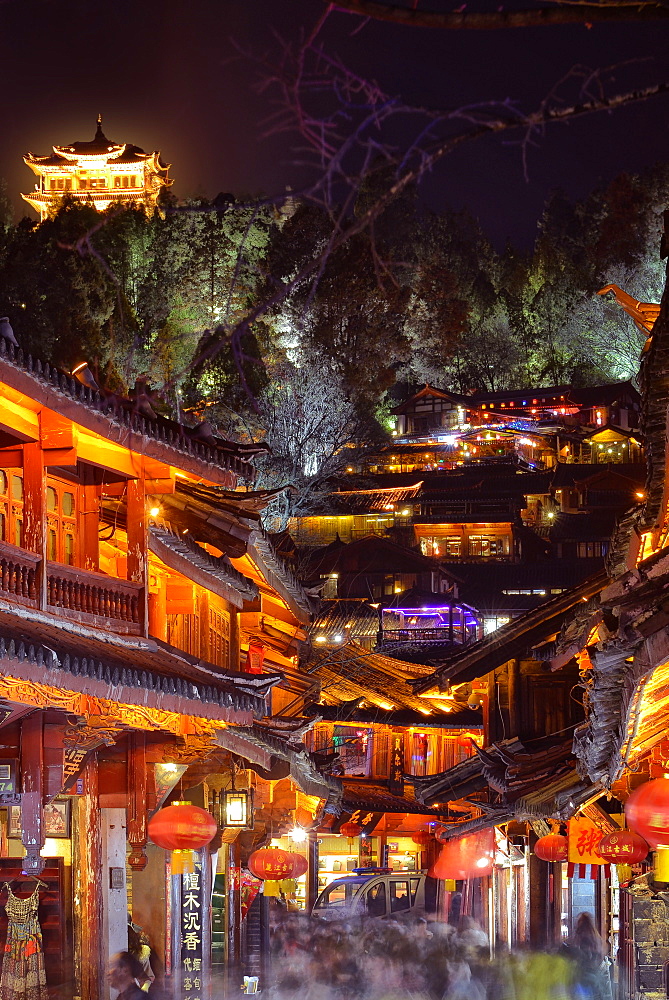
[314,878,368,909]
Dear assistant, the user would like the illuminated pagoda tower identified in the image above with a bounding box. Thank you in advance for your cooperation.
[22,115,172,220]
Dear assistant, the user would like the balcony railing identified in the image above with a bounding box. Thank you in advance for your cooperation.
[46,562,142,630]
[379,626,477,645]
[0,541,40,605]
[0,541,143,631]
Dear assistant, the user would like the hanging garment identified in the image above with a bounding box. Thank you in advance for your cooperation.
[0,884,48,1000]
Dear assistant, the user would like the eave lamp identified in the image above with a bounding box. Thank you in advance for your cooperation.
[224,789,252,828]
[625,777,669,882]
[148,801,218,875]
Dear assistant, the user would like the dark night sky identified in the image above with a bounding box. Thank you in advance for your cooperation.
[1,0,668,248]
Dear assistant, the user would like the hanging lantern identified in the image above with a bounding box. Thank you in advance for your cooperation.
[148,801,218,874]
[597,830,649,864]
[429,828,494,880]
[288,853,308,878]
[248,847,296,881]
[626,778,669,880]
[412,831,433,848]
[534,834,568,862]
[339,822,362,839]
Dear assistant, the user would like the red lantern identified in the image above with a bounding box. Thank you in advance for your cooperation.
[429,828,494,880]
[248,847,296,881]
[534,834,568,862]
[339,822,362,838]
[626,778,669,880]
[289,853,308,878]
[597,830,649,864]
[148,801,218,874]
[626,779,669,849]
[412,831,433,847]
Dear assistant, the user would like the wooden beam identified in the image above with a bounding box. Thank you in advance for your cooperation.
[40,408,75,450]
[127,468,148,634]
[23,441,46,610]
[20,711,45,873]
[0,450,22,468]
[0,397,39,443]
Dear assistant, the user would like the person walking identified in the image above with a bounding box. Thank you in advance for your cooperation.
[563,912,613,1000]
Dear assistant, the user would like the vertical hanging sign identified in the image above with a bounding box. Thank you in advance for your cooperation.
[388,732,405,794]
[180,856,206,1000]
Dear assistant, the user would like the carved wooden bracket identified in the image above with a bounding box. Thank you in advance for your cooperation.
[59,717,120,797]
[165,734,220,764]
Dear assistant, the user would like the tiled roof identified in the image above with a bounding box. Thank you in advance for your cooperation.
[411,568,609,689]
[0,604,279,721]
[548,511,619,541]
[306,640,435,713]
[342,780,443,815]
[0,341,256,481]
[217,720,342,808]
[307,700,480,730]
[305,535,434,577]
[410,735,599,835]
[149,524,258,605]
[551,462,644,488]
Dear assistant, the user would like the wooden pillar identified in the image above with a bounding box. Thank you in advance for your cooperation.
[227,839,242,994]
[73,759,104,1000]
[508,658,519,734]
[81,480,101,573]
[307,833,319,911]
[126,471,148,634]
[148,586,168,642]
[127,733,148,871]
[23,441,46,609]
[199,590,210,662]
[528,849,549,949]
[20,711,45,873]
[229,599,240,671]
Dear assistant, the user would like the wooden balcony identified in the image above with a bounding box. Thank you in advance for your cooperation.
[0,541,142,633]
[46,562,142,633]
[0,541,40,606]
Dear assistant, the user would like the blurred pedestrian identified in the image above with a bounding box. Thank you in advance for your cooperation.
[562,913,612,1000]
[108,952,145,1000]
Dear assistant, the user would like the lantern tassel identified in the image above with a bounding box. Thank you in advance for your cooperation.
[654,846,669,883]
[172,849,195,875]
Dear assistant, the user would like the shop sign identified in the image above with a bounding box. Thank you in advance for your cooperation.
[567,816,604,864]
[180,858,205,1000]
[389,734,404,794]
[0,761,17,801]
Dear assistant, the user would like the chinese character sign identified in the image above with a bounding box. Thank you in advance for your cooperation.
[180,859,205,1000]
[568,817,604,864]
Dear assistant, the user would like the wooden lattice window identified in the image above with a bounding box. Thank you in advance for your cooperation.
[209,608,230,669]
[46,480,76,566]
[0,471,24,548]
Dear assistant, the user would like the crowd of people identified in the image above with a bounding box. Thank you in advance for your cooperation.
[268,911,613,1000]
[106,908,613,1000]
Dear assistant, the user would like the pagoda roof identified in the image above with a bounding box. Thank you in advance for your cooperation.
[24,119,170,174]
[56,117,124,155]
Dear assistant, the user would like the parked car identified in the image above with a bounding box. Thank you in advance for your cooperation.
[312,867,438,921]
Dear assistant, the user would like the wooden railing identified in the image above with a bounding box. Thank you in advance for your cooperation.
[380,627,476,645]
[46,562,142,624]
[0,541,40,604]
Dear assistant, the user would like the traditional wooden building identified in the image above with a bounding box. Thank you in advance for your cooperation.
[0,334,337,999]
[298,640,483,891]
[22,116,172,220]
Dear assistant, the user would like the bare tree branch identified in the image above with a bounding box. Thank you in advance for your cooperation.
[329,0,669,29]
